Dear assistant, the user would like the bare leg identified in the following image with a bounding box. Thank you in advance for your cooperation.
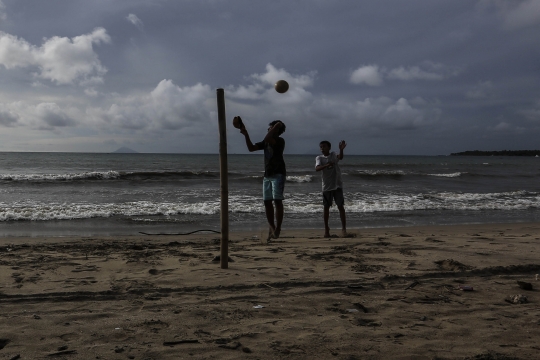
[338,205,347,236]
[274,200,283,238]
[323,206,330,237]
[264,200,276,240]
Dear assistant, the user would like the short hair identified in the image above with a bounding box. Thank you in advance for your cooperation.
[319,140,331,148]
[269,120,286,135]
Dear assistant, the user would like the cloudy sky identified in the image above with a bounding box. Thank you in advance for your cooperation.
[0,0,538,155]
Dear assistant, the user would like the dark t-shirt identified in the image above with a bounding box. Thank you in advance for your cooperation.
[254,137,286,177]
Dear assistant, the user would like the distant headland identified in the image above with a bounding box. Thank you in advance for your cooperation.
[112,146,138,154]
[450,150,540,156]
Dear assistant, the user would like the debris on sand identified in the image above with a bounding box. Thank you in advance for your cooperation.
[505,294,527,304]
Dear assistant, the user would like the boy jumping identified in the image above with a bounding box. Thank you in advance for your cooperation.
[315,140,347,237]
[235,116,286,241]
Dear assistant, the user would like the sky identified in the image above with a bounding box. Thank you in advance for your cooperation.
[0,0,539,155]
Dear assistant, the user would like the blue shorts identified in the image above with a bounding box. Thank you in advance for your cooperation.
[263,174,285,201]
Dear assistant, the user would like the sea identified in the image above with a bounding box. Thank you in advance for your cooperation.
[0,152,539,237]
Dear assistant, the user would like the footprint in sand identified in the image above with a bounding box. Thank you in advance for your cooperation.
[425,237,444,243]
[71,265,99,273]
[0,339,10,349]
[148,268,175,275]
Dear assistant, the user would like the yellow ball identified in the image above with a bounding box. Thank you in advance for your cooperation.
[274,80,289,94]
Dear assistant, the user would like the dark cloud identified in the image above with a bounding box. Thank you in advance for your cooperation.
[0,107,18,126]
[35,103,76,128]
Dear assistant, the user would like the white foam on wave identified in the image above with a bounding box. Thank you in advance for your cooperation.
[283,190,540,213]
[355,170,407,176]
[0,171,122,181]
[0,201,217,221]
[0,197,269,221]
[345,190,539,212]
[286,175,313,183]
[0,190,537,221]
[357,170,463,178]
[427,172,462,178]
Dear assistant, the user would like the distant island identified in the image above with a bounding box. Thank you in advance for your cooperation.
[450,150,540,156]
[112,146,138,154]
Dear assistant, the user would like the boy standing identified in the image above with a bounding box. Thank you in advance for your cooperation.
[315,140,347,237]
[235,116,286,241]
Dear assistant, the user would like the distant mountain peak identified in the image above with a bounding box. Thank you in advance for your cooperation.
[112,146,138,154]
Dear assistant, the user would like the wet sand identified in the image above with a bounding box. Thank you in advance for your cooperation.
[0,223,539,359]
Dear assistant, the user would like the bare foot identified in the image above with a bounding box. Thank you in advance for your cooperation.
[341,230,356,238]
[267,227,276,242]
[324,232,331,238]
[274,227,281,239]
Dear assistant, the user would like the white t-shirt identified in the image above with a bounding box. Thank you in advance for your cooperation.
[315,151,342,192]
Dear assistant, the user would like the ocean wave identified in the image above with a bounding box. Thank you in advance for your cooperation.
[1,190,538,221]
[351,170,407,177]
[0,170,219,182]
[355,170,465,178]
[0,199,268,221]
[260,170,532,180]
[285,190,540,213]
[0,171,122,181]
[344,190,539,213]
[350,170,529,179]
[0,201,220,221]
[236,174,314,183]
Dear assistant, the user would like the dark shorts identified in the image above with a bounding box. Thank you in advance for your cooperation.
[323,187,344,207]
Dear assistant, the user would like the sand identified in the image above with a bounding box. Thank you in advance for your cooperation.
[0,222,539,360]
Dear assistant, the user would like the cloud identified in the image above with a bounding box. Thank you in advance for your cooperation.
[350,65,384,86]
[0,33,34,68]
[504,0,540,29]
[480,0,540,30]
[0,101,77,130]
[226,64,440,135]
[493,121,511,131]
[466,81,493,99]
[90,80,214,131]
[518,101,540,121]
[343,97,437,131]
[0,28,111,85]
[127,14,144,30]
[351,62,459,86]
[84,88,99,97]
[227,63,316,104]
[77,64,440,149]
[0,104,19,126]
[250,63,315,88]
[387,66,444,81]
[34,103,76,128]
[0,64,443,152]
[380,98,425,129]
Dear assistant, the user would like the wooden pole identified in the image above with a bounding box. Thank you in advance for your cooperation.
[216,88,229,269]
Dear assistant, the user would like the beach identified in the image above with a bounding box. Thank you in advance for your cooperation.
[0,222,539,359]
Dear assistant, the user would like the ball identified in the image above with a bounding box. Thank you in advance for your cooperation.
[232,116,244,129]
[274,80,289,94]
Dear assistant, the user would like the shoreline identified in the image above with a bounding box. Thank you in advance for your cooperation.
[0,222,539,359]
[2,212,540,238]
[1,219,539,238]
